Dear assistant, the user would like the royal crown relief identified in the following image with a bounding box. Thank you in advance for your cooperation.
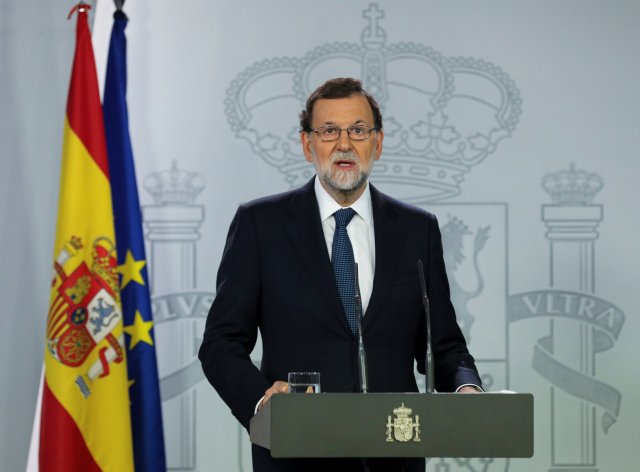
[224,3,521,203]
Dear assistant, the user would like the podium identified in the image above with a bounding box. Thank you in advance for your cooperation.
[250,393,533,458]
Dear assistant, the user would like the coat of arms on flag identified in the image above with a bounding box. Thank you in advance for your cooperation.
[47,235,125,397]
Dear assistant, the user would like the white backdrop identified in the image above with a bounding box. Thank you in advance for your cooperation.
[1,1,639,471]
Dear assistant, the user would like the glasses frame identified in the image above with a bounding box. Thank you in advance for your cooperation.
[310,125,378,142]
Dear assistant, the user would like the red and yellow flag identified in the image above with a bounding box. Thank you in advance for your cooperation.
[39,5,134,470]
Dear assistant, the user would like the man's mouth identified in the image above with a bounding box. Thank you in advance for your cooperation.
[330,151,359,170]
[334,159,356,168]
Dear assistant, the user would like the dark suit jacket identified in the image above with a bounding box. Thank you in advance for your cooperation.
[199,178,481,471]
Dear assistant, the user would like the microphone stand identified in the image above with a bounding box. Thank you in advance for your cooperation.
[354,263,368,394]
[418,260,435,394]
[355,264,372,472]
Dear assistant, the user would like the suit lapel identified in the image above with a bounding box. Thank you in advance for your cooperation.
[284,179,352,334]
[363,185,408,330]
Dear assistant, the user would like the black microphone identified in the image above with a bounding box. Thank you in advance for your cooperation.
[417,260,435,394]
[354,263,368,393]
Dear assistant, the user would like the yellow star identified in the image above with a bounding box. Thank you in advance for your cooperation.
[117,250,146,289]
[123,310,154,350]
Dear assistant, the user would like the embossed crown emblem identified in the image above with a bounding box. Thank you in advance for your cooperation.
[225,3,521,202]
[393,403,413,417]
[542,163,603,205]
[143,161,205,206]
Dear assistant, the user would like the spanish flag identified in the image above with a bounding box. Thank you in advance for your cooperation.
[37,5,134,470]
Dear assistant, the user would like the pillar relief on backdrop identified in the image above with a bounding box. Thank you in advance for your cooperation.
[508,164,625,472]
[143,163,210,469]
[139,3,626,471]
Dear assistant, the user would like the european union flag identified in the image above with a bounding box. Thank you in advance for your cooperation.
[103,9,167,472]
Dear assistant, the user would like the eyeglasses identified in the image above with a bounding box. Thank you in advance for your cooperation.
[310,125,378,142]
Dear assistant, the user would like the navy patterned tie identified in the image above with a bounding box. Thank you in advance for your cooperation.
[332,208,357,335]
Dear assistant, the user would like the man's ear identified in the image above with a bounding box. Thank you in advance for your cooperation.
[374,129,384,160]
[301,132,313,163]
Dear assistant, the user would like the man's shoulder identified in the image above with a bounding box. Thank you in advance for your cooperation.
[242,187,299,210]
[238,179,315,218]
[371,184,438,223]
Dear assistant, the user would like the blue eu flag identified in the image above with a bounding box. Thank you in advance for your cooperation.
[103,9,167,472]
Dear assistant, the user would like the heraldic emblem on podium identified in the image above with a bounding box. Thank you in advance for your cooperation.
[386,403,421,443]
[47,235,124,398]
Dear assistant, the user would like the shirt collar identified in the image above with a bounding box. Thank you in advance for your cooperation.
[314,175,373,225]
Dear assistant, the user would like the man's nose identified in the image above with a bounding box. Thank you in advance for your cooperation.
[336,129,353,151]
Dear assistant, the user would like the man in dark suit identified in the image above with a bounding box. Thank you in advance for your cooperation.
[199,78,482,471]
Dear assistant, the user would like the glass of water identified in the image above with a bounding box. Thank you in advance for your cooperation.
[287,372,321,393]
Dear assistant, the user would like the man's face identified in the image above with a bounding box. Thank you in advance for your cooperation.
[301,94,383,204]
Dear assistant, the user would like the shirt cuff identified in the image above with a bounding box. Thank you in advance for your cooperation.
[455,383,484,392]
[254,395,265,414]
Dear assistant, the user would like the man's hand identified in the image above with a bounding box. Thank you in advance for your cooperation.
[258,381,289,410]
[458,385,482,393]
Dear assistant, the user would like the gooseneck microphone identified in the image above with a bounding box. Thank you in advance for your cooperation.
[417,260,435,394]
[354,263,368,393]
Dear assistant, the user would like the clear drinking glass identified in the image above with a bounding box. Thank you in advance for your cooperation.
[287,372,321,393]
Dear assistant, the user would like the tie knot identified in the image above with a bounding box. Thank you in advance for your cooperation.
[334,208,356,228]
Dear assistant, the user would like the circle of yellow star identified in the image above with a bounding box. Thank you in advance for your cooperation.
[123,310,154,350]
[117,250,146,289]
